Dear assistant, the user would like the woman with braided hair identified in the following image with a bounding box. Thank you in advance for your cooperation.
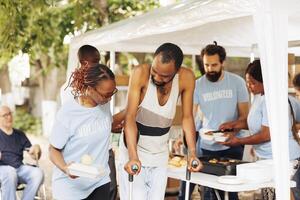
[49,63,117,200]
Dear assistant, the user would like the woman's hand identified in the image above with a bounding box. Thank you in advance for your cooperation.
[219,134,241,146]
[63,162,79,179]
[173,138,183,151]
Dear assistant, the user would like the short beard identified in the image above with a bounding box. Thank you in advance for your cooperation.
[151,75,166,87]
[151,75,174,94]
[206,70,222,82]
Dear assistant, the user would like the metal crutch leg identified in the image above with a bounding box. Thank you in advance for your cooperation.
[185,159,199,200]
[128,164,139,200]
[183,136,199,200]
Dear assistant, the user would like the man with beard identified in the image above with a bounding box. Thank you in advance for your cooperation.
[118,43,202,200]
[179,42,249,200]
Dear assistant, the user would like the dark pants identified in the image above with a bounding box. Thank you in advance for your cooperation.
[178,181,198,200]
[109,149,118,200]
[178,146,244,200]
[83,182,110,200]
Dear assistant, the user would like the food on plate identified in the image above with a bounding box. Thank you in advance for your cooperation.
[81,154,93,165]
[208,158,218,164]
[218,160,229,165]
[204,131,213,135]
[168,156,186,168]
[169,159,182,167]
[179,159,187,166]
[213,132,224,137]
[201,131,214,141]
[172,156,181,162]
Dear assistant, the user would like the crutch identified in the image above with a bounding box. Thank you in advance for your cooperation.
[128,164,139,200]
[185,158,199,200]
[183,136,199,200]
[123,131,140,200]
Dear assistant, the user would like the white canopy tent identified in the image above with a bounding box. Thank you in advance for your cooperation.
[67,0,300,199]
[67,0,300,75]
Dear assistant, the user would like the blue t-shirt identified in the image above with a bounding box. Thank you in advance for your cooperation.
[0,128,31,168]
[248,95,300,160]
[50,98,112,200]
[247,95,272,159]
[287,96,300,160]
[194,71,249,151]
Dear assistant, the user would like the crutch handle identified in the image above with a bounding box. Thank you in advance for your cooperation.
[186,160,199,180]
[191,160,199,168]
[128,164,139,182]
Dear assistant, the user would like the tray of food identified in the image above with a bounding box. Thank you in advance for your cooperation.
[198,156,247,176]
[168,156,187,170]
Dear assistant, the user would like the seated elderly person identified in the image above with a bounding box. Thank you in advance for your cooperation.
[0,106,44,200]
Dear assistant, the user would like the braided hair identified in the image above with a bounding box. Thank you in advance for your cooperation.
[67,64,115,98]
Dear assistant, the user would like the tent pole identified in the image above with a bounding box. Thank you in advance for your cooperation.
[110,51,116,114]
[192,55,196,71]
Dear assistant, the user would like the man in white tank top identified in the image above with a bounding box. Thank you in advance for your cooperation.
[118,43,202,200]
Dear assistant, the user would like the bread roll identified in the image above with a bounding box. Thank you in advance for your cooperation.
[81,154,93,165]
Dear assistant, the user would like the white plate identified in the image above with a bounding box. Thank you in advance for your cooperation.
[214,135,228,142]
[217,175,245,185]
[200,132,214,141]
[68,163,104,179]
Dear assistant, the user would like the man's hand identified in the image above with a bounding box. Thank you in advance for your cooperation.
[219,135,241,146]
[28,144,41,160]
[173,138,183,151]
[219,121,236,131]
[124,159,141,175]
[188,155,202,172]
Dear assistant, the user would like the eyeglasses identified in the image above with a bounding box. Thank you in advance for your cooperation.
[0,112,12,118]
[93,87,118,99]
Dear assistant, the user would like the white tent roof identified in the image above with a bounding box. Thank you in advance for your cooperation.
[69,0,300,57]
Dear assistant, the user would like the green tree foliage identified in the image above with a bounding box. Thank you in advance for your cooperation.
[13,107,42,135]
[0,0,159,71]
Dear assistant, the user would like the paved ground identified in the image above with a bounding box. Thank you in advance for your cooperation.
[25,135,260,200]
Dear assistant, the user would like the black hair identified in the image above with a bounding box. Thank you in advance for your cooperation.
[154,43,183,70]
[69,64,115,97]
[245,59,263,83]
[77,45,100,65]
[200,41,226,63]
